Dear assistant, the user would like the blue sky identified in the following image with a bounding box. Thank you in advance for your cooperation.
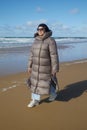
[0,0,87,37]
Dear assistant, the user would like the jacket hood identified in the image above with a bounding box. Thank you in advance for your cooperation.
[34,30,52,40]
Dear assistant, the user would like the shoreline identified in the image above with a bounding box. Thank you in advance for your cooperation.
[0,44,69,53]
[61,58,87,65]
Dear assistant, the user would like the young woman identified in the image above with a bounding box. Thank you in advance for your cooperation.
[27,23,59,107]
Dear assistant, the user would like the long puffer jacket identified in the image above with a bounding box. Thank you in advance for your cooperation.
[28,31,59,95]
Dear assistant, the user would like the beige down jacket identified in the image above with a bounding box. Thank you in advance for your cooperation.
[28,31,59,95]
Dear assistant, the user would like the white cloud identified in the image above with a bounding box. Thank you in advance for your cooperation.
[0,25,16,37]
[36,7,43,12]
[15,26,24,30]
[50,22,70,32]
[70,8,79,14]
[76,26,87,35]
[26,21,33,26]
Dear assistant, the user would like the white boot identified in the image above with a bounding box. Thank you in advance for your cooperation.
[27,100,39,108]
[48,93,57,101]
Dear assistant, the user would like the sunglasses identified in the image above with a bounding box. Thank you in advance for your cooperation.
[37,28,44,31]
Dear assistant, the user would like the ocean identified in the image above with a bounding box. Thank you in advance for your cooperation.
[0,37,87,75]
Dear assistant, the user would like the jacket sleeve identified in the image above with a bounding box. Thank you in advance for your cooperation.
[28,46,33,69]
[49,38,59,73]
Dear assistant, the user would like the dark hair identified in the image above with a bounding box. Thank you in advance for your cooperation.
[37,23,50,32]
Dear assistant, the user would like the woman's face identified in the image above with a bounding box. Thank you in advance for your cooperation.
[37,27,45,36]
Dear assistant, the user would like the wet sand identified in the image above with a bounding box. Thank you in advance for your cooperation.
[0,61,87,130]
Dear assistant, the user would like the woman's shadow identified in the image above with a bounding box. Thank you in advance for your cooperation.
[41,80,87,103]
[56,80,87,101]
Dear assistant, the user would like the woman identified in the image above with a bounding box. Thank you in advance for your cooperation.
[27,23,59,107]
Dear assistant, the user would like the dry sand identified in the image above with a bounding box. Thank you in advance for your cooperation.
[0,61,87,130]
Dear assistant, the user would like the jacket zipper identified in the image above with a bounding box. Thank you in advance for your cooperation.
[34,41,43,93]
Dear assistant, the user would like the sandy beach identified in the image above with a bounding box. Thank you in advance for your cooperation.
[0,60,87,130]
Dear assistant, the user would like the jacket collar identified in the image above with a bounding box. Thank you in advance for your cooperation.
[34,30,52,41]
